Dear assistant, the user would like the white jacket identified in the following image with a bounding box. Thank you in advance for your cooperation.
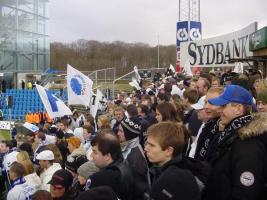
[24,172,42,191]
[7,182,36,200]
[40,163,62,192]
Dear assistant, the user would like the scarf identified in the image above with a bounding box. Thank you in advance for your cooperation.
[11,177,26,188]
[205,115,253,162]
[216,115,253,144]
[198,115,253,161]
[197,118,220,160]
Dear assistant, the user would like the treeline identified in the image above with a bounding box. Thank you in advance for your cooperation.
[50,39,176,75]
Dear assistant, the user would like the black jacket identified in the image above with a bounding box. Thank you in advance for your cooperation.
[88,156,134,200]
[204,113,267,200]
[149,156,201,200]
[184,109,203,137]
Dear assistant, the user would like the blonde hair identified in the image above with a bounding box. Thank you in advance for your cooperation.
[16,151,34,175]
[98,115,111,129]
[147,121,187,157]
[44,144,63,164]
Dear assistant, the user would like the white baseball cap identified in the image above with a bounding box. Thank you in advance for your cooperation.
[36,150,54,161]
[192,95,206,110]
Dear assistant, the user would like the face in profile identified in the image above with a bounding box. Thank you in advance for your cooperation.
[145,136,169,166]
[50,185,65,198]
[155,109,163,122]
[257,101,267,113]
[204,92,222,120]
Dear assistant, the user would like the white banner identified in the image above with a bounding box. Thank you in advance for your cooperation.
[36,84,72,119]
[67,64,93,107]
[180,22,257,68]
[0,121,14,130]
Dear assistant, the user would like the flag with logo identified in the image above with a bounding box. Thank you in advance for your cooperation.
[67,64,93,107]
[36,84,72,119]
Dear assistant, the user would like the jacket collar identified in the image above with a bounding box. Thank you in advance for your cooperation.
[238,113,267,139]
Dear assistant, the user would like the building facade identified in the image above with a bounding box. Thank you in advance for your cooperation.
[0,0,49,87]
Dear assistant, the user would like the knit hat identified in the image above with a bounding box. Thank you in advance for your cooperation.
[65,155,87,174]
[120,117,141,141]
[67,136,81,148]
[76,186,118,200]
[77,161,99,179]
[257,89,267,104]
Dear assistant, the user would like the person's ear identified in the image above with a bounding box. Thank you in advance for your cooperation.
[165,146,174,158]
[104,153,112,162]
[236,104,244,116]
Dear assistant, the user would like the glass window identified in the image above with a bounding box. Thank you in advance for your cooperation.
[0,29,16,51]
[18,0,34,13]
[18,11,35,32]
[17,31,34,52]
[0,51,16,71]
[37,17,45,34]
[1,0,17,7]
[0,6,16,29]
[18,54,34,71]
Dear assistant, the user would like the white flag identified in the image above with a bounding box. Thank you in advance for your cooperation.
[67,64,93,107]
[133,66,141,83]
[90,89,103,118]
[129,79,141,90]
[234,62,243,74]
[36,84,72,119]
[169,64,176,73]
[184,59,193,77]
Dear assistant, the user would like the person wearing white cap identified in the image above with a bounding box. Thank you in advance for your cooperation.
[36,150,62,192]
[188,95,208,158]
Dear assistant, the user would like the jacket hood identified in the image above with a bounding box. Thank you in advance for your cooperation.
[238,113,267,140]
[69,145,86,158]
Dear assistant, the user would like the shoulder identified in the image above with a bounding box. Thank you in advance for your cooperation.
[151,166,200,200]
[238,113,267,140]
[88,167,121,188]
[232,136,266,157]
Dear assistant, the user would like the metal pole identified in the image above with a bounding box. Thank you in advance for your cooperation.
[178,0,181,21]
[112,70,134,99]
[157,34,159,70]
[198,0,200,22]
[95,71,98,87]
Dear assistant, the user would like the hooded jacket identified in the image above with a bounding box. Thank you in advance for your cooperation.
[204,113,267,200]
[148,156,201,200]
[121,137,149,200]
[40,162,62,192]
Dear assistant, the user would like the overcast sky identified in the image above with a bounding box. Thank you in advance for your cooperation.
[49,0,267,46]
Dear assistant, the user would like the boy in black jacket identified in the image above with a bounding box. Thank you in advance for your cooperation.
[145,121,201,200]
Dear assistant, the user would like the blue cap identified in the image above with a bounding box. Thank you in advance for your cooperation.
[208,85,253,106]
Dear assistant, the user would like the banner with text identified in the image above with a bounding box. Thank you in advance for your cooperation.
[180,22,257,68]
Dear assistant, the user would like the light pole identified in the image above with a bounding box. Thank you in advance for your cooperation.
[157,34,159,70]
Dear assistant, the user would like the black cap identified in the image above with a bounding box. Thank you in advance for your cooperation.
[48,169,73,189]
